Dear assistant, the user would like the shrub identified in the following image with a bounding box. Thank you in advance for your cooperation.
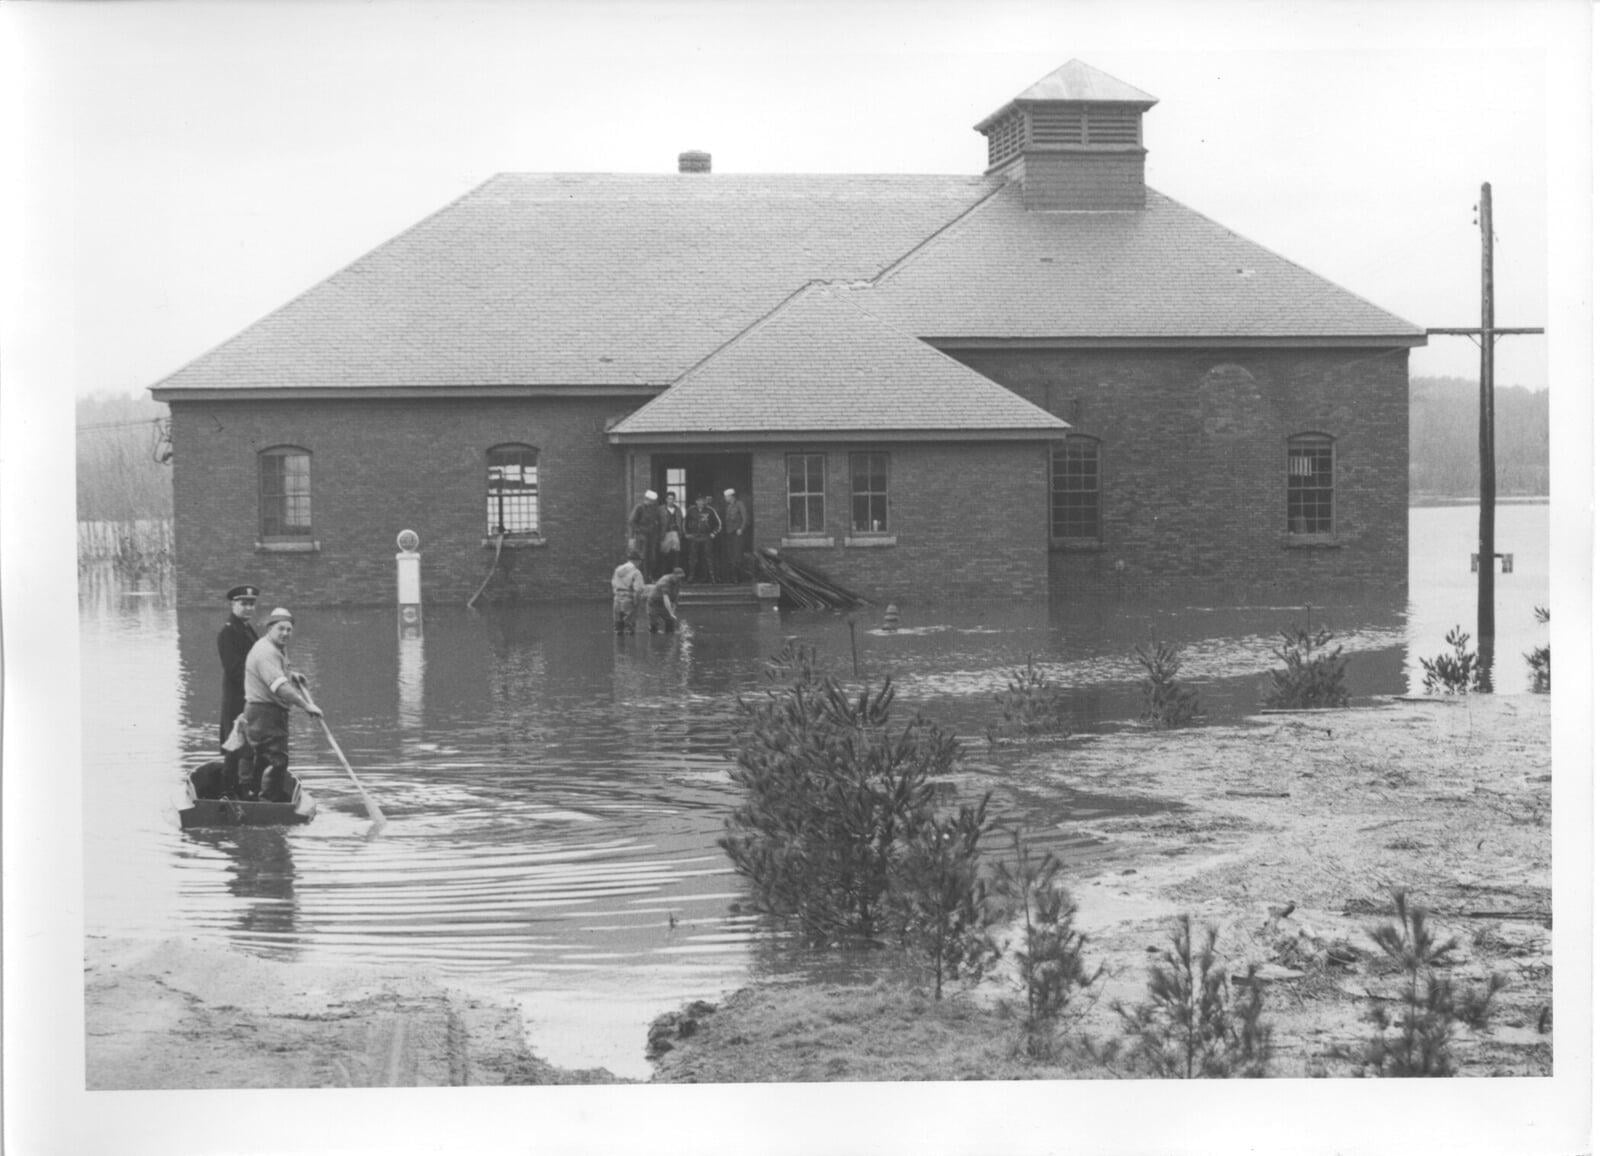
[1525,606,1550,693]
[1346,890,1509,1077]
[719,642,957,948]
[1110,916,1272,1077]
[1135,639,1200,727]
[1420,626,1480,694]
[888,794,1005,1000]
[986,657,1072,746]
[990,831,1104,1060]
[1262,624,1349,709]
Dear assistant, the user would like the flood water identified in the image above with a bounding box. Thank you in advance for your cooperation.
[81,503,1549,1079]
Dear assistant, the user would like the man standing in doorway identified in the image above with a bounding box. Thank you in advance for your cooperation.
[217,585,259,796]
[628,489,661,580]
[684,493,722,584]
[243,608,323,802]
[721,488,748,583]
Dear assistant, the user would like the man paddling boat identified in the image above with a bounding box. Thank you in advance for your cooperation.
[243,608,322,803]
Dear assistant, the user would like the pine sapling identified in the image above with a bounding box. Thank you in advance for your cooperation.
[1111,915,1272,1077]
[1525,606,1550,693]
[888,794,1005,1000]
[1347,890,1510,1077]
[990,831,1104,1060]
[1420,626,1481,694]
[986,657,1072,747]
[1263,622,1350,709]
[1135,638,1200,727]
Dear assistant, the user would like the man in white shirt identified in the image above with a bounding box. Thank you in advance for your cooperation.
[243,607,323,802]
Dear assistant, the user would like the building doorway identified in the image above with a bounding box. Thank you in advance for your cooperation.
[652,452,753,582]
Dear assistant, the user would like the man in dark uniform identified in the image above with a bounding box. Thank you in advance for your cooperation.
[217,584,259,796]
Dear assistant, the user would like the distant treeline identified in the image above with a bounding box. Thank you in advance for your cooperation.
[1410,376,1548,500]
[77,392,173,521]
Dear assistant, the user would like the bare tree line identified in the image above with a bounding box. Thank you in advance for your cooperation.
[77,392,173,522]
[1410,376,1548,500]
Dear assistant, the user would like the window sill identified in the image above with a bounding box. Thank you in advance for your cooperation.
[844,535,897,548]
[1282,533,1342,549]
[781,536,835,549]
[256,539,320,554]
[1051,539,1104,553]
[484,535,546,549]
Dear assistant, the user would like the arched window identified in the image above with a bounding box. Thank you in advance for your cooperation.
[487,444,539,536]
[1287,434,1335,534]
[1050,436,1101,542]
[258,446,312,540]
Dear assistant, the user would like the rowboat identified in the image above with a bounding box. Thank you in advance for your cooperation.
[178,760,317,829]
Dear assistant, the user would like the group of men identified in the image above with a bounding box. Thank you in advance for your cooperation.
[216,584,321,801]
[626,486,748,586]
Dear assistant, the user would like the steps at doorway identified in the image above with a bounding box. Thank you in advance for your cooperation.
[675,582,761,607]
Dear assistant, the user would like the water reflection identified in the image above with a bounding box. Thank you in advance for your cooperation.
[182,828,302,959]
[82,504,1550,1077]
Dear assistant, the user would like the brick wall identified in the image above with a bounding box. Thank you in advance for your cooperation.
[625,440,1052,603]
[942,346,1411,601]
[169,343,1408,608]
[168,397,632,607]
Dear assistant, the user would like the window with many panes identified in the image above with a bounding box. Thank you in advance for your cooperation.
[786,453,826,534]
[486,444,540,536]
[1287,434,1334,534]
[1050,436,1101,541]
[850,452,889,533]
[258,447,312,540]
[664,467,687,510]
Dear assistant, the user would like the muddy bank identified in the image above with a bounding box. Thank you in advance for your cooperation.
[84,936,624,1089]
[651,695,1554,1081]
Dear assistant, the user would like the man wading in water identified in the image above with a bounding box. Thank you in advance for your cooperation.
[242,608,322,802]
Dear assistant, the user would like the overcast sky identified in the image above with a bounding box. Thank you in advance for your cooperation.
[6,0,1584,404]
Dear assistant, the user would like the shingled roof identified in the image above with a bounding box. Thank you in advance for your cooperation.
[607,284,1067,443]
[859,185,1425,342]
[150,164,1421,401]
[151,173,1002,396]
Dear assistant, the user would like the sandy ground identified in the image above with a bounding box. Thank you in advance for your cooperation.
[83,936,619,1088]
[653,693,1555,1080]
[1011,692,1554,1076]
[84,694,1553,1087]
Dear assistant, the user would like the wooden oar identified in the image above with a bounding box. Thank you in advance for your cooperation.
[302,688,387,832]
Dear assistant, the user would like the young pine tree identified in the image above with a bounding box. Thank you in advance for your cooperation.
[1112,916,1271,1078]
[990,831,1104,1060]
[888,794,1005,1000]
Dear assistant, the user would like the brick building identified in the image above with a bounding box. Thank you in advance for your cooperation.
[150,60,1424,607]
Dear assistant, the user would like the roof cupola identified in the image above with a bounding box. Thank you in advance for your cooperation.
[974,60,1157,210]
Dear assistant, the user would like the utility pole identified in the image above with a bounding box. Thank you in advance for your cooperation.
[1477,182,1496,665]
[1427,181,1543,688]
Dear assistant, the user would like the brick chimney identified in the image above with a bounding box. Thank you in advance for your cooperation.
[678,150,711,174]
[974,60,1156,210]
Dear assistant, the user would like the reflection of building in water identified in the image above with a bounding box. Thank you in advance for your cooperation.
[187,827,301,961]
